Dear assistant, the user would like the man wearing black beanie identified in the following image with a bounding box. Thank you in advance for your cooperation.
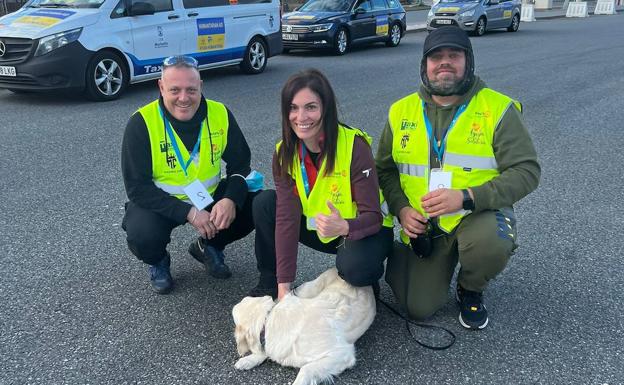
[376,27,540,329]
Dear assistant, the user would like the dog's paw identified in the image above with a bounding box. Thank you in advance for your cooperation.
[235,354,266,370]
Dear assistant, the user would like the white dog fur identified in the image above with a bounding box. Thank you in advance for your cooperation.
[232,267,376,385]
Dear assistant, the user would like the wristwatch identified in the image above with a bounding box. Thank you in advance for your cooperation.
[462,189,475,211]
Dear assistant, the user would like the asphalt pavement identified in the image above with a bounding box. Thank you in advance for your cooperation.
[1,13,623,385]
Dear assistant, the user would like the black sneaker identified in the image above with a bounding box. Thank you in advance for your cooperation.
[148,253,173,294]
[456,285,489,330]
[246,283,278,299]
[188,238,232,279]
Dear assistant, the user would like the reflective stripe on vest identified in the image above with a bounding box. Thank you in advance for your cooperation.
[139,99,228,201]
[278,125,392,243]
[389,88,519,234]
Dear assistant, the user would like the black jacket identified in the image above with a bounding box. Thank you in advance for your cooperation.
[121,97,251,224]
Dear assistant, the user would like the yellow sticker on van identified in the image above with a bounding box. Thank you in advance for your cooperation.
[438,7,460,12]
[197,18,225,52]
[503,10,512,17]
[13,9,75,28]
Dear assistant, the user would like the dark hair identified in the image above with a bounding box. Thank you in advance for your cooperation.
[277,68,339,179]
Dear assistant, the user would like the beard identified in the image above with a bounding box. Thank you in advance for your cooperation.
[427,74,465,96]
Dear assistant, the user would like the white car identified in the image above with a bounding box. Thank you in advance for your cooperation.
[0,0,282,100]
[427,0,521,36]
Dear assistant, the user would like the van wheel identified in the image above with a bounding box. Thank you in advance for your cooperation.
[386,23,402,47]
[333,27,349,55]
[240,37,267,74]
[84,51,128,101]
[474,17,486,36]
[507,14,520,32]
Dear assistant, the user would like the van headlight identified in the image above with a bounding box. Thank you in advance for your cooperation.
[309,23,333,33]
[460,9,475,17]
[35,28,83,57]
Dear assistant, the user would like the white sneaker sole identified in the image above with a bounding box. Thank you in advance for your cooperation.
[459,313,489,330]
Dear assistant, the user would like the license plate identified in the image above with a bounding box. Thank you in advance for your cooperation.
[437,19,452,24]
[0,66,16,77]
[282,33,299,41]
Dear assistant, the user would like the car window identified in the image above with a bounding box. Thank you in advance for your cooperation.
[132,0,173,12]
[298,0,352,12]
[354,0,372,11]
[386,0,398,7]
[371,0,386,9]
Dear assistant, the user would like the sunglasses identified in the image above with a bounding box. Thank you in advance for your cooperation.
[162,55,198,68]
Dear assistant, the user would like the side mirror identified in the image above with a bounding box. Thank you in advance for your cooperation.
[129,2,155,16]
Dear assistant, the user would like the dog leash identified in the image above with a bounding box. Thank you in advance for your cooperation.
[377,298,456,350]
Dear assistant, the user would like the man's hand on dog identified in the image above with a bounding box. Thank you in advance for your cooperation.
[315,201,349,238]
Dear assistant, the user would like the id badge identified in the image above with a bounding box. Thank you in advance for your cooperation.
[429,168,452,191]
[183,180,214,210]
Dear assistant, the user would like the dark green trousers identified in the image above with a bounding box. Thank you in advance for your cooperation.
[385,208,518,320]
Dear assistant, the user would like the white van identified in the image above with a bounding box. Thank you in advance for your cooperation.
[0,0,282,100]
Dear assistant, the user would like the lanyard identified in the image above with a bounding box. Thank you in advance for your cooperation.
[422,101,467,164]
[299,143,311,197]
[159,106,203,177]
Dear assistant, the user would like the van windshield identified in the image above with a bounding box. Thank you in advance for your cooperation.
[28,0,106,8]
[298,0,352,12]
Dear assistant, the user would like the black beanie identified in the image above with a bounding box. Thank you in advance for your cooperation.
[420,27,475,96]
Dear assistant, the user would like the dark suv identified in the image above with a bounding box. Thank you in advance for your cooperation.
[281,0,406,55]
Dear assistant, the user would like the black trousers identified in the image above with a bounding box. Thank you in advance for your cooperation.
[122,183,258,266]
[253,190,393,287]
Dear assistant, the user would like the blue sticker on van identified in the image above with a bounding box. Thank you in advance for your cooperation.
[127,48,246,76]
[197,18,225,52]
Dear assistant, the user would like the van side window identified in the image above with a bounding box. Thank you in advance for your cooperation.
[183,0,229,8]
[133,0,173,12]
[110,0,127,18]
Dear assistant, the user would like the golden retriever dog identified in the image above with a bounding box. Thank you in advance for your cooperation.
[232,267,376,385]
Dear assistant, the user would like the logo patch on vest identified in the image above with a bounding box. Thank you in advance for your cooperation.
[466,123,485,145]
[329,183,345,205]
[400,119,417,130]
[474,110,491,118]
[400,134,410,149]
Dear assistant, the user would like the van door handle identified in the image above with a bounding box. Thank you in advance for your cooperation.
[168,14,180,19]
[188,12,199,16]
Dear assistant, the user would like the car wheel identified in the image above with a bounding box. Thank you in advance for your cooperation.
[474,17,486,36]
[240,37,267,74]
[333,27,349,55]
[386,23,402,47]
[507,14,520,32]
[84,50,128,101]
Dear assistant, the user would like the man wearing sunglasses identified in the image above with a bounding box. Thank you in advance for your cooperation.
[121,56,258,294]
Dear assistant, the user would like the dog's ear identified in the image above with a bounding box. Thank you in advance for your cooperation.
[234,325,250,356]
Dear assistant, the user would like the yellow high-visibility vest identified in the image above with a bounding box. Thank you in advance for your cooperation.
[278,125,393,243]
[139,99,228,202]
[388,88,521,239]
